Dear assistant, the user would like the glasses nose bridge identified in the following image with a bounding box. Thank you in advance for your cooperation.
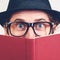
[27,23,38,35]
[27,23,35,34]
[28,23,34,28]
[25,23,36,39]
[27,23,34,33]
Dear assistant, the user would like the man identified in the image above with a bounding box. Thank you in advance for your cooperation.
[0,0,60,39]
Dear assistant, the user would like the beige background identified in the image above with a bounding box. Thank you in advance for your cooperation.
[0,0,60,34]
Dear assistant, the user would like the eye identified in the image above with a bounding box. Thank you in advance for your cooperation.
[37,23,43,27]
[16,23,27,31]
[17,23,23,28]
[34,23,45,30]
[37,23,44,28]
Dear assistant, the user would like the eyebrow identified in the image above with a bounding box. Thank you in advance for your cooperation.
[34,18,47,22]
[14,19,25,22]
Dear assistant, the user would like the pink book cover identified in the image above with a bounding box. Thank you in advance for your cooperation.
[0,34,60,60]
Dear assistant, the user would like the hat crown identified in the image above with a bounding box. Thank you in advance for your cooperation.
[7,0,51,11]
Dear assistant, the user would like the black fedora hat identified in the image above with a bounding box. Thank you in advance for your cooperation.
[0,0,60,25]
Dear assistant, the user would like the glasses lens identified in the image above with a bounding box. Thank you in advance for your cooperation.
[34,22,50,35]
[10,22,27,36]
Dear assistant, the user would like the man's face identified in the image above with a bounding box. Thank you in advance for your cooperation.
[4,10,53,39]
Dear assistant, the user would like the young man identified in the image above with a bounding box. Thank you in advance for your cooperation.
[0,0,60,39]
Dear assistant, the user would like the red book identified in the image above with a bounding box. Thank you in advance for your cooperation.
[0,34,60,60]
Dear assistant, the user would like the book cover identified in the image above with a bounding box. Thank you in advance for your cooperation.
[0,34,60,60]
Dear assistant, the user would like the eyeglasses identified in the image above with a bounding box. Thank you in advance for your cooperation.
[6,21,54,37]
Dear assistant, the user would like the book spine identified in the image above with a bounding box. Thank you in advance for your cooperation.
[25,39,35,60]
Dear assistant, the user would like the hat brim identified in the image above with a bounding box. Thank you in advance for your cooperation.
[0,8,60,25]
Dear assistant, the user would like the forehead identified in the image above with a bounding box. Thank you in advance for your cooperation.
[10,10,50,22]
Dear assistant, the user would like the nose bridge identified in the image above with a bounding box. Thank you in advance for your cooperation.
[25,27,35,39]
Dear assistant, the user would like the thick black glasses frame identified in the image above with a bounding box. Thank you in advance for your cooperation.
[6,21,53,37]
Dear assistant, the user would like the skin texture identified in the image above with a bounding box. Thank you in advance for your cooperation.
[4,10,56,39]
